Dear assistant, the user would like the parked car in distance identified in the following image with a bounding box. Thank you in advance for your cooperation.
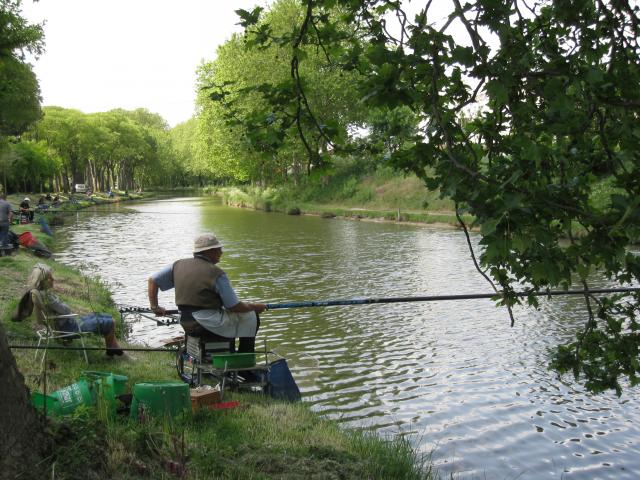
[74,183,87,193]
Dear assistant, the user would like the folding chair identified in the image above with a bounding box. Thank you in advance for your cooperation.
[176,331,234,387]
[31,289,89,365]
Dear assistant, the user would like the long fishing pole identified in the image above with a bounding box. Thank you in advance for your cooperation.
[118,306,180,326]
[8,345,179,352]
[119,306,180,315]
[264,287,640,309]
[120,287,640,315]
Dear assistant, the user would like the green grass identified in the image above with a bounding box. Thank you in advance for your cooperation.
[215,164,469,228]
[213,164,627,239]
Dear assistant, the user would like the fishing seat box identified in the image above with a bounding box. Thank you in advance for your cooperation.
[190,388,221,411]
[186,334,232,364]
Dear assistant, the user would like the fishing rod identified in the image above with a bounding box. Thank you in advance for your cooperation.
[119,287,640,316]
[118,306,179,315]
[60,209,198,215]
[264,287,640,309]
[8,345,179,352]
[118,305,180,326]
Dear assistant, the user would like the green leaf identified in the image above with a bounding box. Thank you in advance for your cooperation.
[451,46,474,67]
[235,7,263,28]
[577,263,590,281]
[586,67,604,85]
[480,218,500,235]
[486,80,508,107]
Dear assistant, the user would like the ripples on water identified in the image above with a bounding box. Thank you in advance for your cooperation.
[54,197,639,479]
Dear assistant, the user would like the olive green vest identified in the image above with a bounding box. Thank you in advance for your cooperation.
[173,256,224,309]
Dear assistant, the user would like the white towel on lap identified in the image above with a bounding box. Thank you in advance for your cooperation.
[192,309,257,338]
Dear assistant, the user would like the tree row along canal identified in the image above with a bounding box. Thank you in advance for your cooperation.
[53,196,640,479]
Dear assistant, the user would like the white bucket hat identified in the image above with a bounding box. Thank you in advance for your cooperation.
[193,233,223,253]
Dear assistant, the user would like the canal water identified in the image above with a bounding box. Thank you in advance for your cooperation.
[54,197,639,479]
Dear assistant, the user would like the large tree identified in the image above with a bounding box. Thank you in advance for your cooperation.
[0,0,42,138]
[0,0,43,195]
[32,106,92,191]
[197,0,366,185]
[236,0,640,394]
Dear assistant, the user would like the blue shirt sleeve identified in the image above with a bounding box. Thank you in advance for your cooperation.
[215,274,239,309]
[151,264,174,291]
[45,291,73,315]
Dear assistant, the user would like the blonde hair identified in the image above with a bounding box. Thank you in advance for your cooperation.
[27,263,52,290]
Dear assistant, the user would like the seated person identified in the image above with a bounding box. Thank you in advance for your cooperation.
[147,232,266,353]
[52,195,61,207]
[45,193,52,201]
[19,197,34,222]
[0,192,13,248]
[13,263,129,359]
[36,196,49,211]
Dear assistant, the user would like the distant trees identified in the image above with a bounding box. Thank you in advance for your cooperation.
[168,117,201,187]
[12,107,179,193]
[6,104,226,194]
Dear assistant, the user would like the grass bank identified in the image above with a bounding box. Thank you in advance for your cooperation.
[4,189,147,223]
[1,235,434,478]
[207,164,471,228]
[208,163,622,240]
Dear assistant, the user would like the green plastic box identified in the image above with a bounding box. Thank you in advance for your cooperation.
[130,382,190,420]
[81,371,129,415]
[50,379,94,415]
[212,352,256,369]
[31,392,63,416]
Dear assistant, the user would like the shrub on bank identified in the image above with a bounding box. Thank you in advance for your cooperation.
[211,163,462,226]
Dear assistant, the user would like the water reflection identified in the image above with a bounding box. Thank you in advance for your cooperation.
[54,197,640,479]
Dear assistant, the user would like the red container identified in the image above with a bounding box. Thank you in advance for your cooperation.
[207,401,240,410]
[18,231,37,247]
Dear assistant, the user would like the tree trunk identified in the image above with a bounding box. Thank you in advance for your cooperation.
[0,322,51,478]
[62,167,70,193]
[69,152,81,186]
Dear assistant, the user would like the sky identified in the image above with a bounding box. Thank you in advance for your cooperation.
[22,0,268,127]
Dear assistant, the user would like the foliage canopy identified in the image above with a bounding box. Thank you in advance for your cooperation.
[0,0,43,138]
[232,0,640,394]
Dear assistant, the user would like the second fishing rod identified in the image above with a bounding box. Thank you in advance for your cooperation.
[120,286,640,318]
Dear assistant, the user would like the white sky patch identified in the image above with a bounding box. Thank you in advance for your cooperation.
[21,0,268,127]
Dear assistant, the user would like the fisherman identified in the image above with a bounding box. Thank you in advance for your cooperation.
[19,197,34,222]
[36,196,49,212]
[147,232,266,353]
[0,192,13,249]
